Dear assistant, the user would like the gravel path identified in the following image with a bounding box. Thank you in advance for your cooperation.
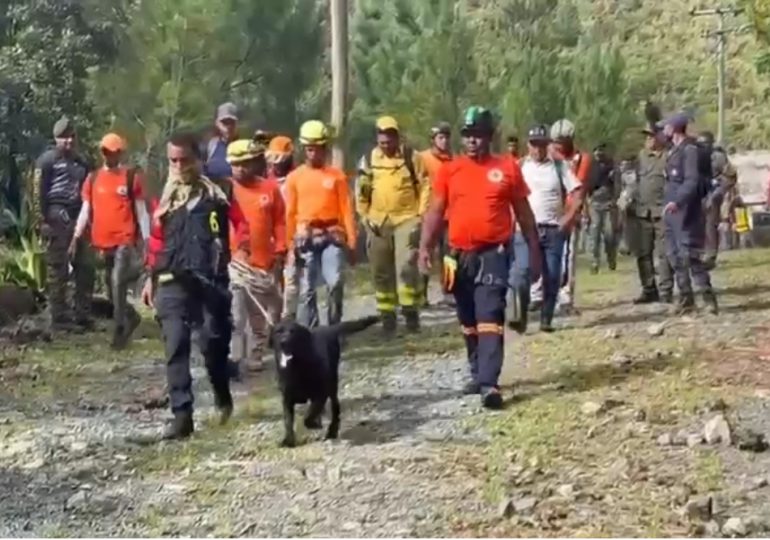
[0,292,492,537]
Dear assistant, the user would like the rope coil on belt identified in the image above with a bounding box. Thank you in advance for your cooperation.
[227,258,278,327]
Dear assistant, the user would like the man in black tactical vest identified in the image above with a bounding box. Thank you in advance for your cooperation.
[141,132,248,440]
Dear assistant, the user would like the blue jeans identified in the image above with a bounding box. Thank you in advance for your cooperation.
[296,242,345,328]
[508,231,531,321]
[510,226,566,325]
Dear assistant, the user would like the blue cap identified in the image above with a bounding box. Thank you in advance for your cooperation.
[659,112,690,131]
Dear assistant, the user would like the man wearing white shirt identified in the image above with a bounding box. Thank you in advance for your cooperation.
[511,125,584,332]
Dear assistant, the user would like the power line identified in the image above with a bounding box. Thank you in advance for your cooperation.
[690,5,745,146]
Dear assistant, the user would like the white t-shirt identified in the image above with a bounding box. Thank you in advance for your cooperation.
[520,157,581,225]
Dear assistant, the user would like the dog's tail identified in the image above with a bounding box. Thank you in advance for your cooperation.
[330,315,381,337]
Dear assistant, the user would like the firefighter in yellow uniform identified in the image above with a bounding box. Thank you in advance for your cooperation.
[356,116,431,335]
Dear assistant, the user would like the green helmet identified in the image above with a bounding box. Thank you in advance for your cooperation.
[460,106,496,136]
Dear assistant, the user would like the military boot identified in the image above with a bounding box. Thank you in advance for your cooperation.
[162,410,194,440]
[633,290,660,305]
[403,308,420,333]
[381,312,397,337]
[675,294,696,315]
[660,291,674,304]
[703,290,719,315]
[214,385,234,426]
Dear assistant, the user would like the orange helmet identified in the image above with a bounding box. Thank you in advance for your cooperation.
[266,135,294,163]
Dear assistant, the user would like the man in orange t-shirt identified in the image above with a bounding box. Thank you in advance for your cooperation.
[419,122,453,307]
[285,120,356,327]
[227,139,286,374]
[72,133,149,349]
[418,107,541,410]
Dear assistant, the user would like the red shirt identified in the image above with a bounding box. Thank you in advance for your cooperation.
[231,178,286,270]
[81,167,145,249]
[434,155,530,251]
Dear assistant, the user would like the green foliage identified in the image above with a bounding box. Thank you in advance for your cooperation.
[88,0,324,188]
[1,192,45,292]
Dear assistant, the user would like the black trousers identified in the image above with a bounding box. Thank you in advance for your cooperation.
[155,277,232,413]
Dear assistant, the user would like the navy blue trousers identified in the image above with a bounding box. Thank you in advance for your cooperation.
[453,246,509,389]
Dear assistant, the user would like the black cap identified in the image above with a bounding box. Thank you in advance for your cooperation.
[527,124,550,143]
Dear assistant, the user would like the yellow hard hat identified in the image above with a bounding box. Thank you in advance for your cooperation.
[375,116,399,132]
[299,120,331,145]
[226,139,264,164]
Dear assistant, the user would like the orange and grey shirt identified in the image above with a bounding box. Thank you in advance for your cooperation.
[285,164,357,250]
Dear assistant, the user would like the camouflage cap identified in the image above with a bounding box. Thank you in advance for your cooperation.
[53,116,74,138]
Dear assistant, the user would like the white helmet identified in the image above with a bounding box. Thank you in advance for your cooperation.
[550,119,576,140]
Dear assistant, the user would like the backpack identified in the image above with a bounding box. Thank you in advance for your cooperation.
[690,141,715,199]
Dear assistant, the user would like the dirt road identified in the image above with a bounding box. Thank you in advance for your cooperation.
[2,249,770,536]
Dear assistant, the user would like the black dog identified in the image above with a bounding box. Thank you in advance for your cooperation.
[270,315,380,447]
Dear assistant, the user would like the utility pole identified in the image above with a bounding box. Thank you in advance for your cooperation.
[690,6,745,146]
[330,0,348,169]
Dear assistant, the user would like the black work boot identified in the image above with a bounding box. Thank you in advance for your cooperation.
[703,290,719,315]
[403,308,420,333]
[633,290,660,305]
[462,380,481,395]
[381,312,397,337]
[214,386,234,426]
[162,410,194,440]
[481,387,504,410]
[675,294,696,315]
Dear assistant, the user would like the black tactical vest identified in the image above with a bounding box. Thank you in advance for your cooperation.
[154,194,230,280]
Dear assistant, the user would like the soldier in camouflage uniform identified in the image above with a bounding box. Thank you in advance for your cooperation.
[625,126,674,304]
[697,131,738,269]
[32,117,95,331]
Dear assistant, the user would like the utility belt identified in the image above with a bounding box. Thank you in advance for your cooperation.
[443,243,509,293]
[294,220,345,254]
[46,203,80,224]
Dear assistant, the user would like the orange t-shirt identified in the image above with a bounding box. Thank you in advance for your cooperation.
[81,166,144,250]
[420,149,452,181]
[285,164,357,250]
[434,155,530,251]
[231,178,286,271]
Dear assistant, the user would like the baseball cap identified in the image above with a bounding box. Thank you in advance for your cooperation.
[53,116,74,138]
[430,122,452,137]
[527,124,550,144]
[376,116,399,132]
[216,102,239,122]
[100,133,126,153]
[660,112,690,131]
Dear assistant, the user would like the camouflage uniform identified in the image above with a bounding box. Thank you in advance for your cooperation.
[703,147,737,268]
[33,138,94,327]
